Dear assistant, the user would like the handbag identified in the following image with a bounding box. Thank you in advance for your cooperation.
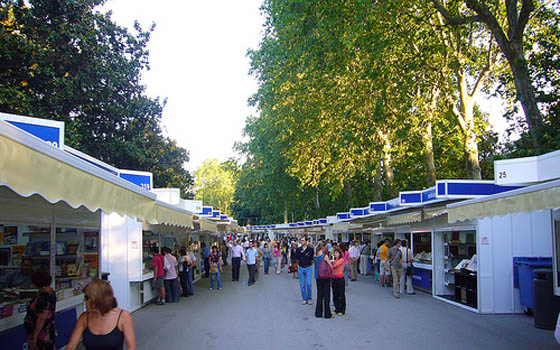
[405,248,414,276]
[318,259,333,279]
[210,265,218,273]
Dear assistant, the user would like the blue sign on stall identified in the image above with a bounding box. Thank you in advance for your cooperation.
[118,170,153,191]
[1,113,65,149]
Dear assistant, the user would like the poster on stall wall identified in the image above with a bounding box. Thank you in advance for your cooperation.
[84,231,98,252]
[84,254,99,278]
[11,245,26,266]
[3,226,17,245]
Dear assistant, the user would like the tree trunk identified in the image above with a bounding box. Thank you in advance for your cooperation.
[372,157,383,201]
[455,71,482,179]
[462,0,544,149]
[343,181,352,208]
[509,49,544,149]
[313,188,321,216]
[379,131,395,197]
[283,201,288,224]
[421,121,437,186]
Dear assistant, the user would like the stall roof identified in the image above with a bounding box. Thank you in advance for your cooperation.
[0,120,193,228]
[447,179,560,223]
[386,211,422,226]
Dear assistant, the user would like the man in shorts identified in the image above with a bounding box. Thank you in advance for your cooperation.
[151,247,166,305]
[379,240,390,287]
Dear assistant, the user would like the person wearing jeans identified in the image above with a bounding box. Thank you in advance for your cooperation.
[296,237,314,304]
[163,247,179,302]
[245,241,258,286]
[262,243,272,274]
[209,246,223,290]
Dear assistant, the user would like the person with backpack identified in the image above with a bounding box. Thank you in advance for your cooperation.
[150,247,166,305]
[314,242,333,318]
[163,247,179,303]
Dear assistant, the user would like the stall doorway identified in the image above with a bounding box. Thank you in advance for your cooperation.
[553,210,560,296]
[411,231,432,292]
[434,230,478,309]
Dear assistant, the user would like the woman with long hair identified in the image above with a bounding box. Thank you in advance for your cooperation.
[290,241,299,279]
[331,248,346,315]
[67,280,136,350]
[314,242,333,318]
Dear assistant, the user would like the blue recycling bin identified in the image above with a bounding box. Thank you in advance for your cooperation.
[513,257,552,309]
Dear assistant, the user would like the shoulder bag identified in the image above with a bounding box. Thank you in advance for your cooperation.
[406,248,414,276]
[318,258,333,279]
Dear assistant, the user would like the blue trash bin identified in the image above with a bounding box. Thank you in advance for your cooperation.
[513,257,552,309]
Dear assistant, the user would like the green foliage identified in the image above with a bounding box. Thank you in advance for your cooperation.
[234,0,557,226]
[194,159,238,215]
[0,0,193,197]
[496,1,560,156]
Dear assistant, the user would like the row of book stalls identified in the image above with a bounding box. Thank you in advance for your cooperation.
[246,149,560,315]
[0,113,238,348]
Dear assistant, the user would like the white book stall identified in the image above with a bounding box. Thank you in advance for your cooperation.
[349,179,525,312]
[0,114,194,348]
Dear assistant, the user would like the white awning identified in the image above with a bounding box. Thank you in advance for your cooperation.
[423,207,448,220]
[0,121,193,228]
[447,180,560,223]
[386,211,422,226]
[332,222,349,232]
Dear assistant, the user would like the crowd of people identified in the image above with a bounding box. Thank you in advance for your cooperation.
[373,239,416,298]
[19,235,419,349]
[149,245,198,305]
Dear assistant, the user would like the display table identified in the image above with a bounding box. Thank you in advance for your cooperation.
[454,270,477,308]
[412,262,432,291]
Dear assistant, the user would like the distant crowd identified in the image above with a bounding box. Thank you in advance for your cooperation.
[147,235,416,320]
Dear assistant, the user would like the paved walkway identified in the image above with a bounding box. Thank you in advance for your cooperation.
[131,263,557,349]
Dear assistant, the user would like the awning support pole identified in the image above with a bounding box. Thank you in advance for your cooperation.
[50,205,56,288]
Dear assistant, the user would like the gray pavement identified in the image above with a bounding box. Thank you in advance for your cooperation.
[131,263,557,350]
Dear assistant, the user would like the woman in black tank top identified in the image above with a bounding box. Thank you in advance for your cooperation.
[82,310,125,350]
[67,280,137,350]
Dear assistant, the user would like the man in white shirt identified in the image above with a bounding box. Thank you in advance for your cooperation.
[245,241,259,286]
[399,239,415,295]
[229,240,244,282]
[348,241,360,281]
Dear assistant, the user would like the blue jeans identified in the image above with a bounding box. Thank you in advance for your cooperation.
[164,278,179,302]
[263,257,271,274]
[186,269,194,294]
[210,269,222,289]
[298,266,312,301]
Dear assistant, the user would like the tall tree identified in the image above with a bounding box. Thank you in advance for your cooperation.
[193,159,237,215]
[432,0,545,149]
[0,0,193,196]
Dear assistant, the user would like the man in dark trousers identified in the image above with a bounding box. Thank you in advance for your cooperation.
[229,239,244,281]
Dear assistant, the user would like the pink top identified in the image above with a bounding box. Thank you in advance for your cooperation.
[343,251,349,265]
[333,258,345,277]
[164,254,178,280]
